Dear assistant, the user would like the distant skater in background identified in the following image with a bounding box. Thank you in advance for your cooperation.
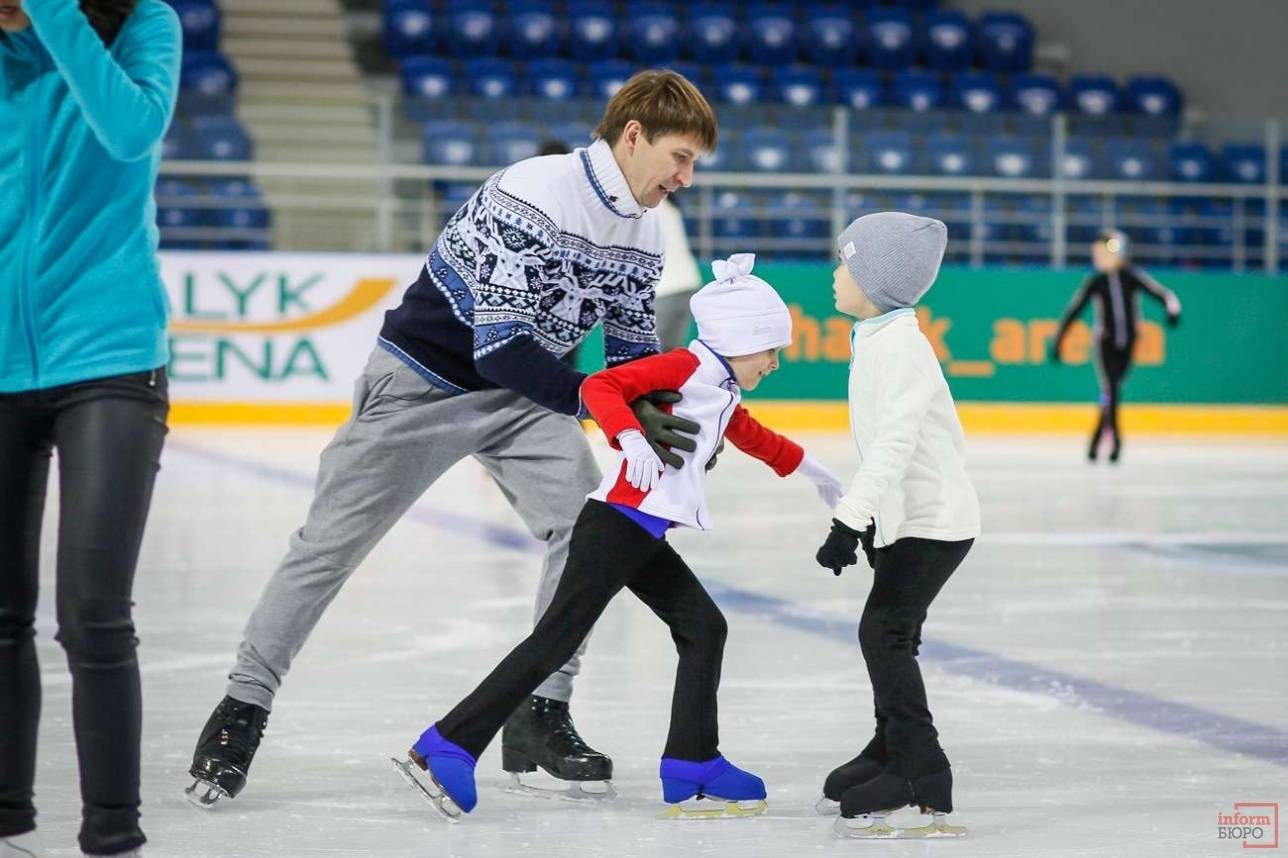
[1050,230,1182,464]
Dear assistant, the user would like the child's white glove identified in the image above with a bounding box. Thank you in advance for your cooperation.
[796,452,845,509]
[618,429,665,491]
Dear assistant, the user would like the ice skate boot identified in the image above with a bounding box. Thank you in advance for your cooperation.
[1,830,44,857]
[185,696,269,808]
[391,724,477,823]
[658,756,767,820]
[834,760,966,839]
[501,695,615,801]
[816,733,886,815]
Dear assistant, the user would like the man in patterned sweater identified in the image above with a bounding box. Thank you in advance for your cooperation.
[185,70,720,808]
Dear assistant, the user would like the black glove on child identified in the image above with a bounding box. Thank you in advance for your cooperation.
[816,518,863,576]
[629,390,699,470]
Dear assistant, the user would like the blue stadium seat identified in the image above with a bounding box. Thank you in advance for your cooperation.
[586,60,633,100]
[180,52,237,97]
[1116,196,1171,254]
[486,122,540,166]
[804,128,843,173]
[1168,141,1215,182]
[975,12,1033,74]
[383,0,434,59]
[856,131,916,175]
[745,4,798,65]
[422,120,478,166]
[1070,75,1121,116]
[891,70,944,112]
[1012,73,1062,117]
[699,129,739,171]
[926,132,976,176]
[743,127,794,173]
[801,4,857,66]
[767,190,830,242]
[845,190,891,223]
[863,8,915,69]
[685,4,738,63]
[463,58,518,100]
[920,9,972,71]
[834,69,884,110]
[173,0,221,52]
[191,115,253,161]
[1221,144,1266,184]
[544,122,591,150]
[950,71,1005,118]
[712,189,759,239]
[161,124,196,161]
[567,1,619,61]
[400,56,453,100]
[627,3,681,64]
[1059,137,1101,180]
[506,1,560,58]
[890,0,941,9]
[528,59,579,100]
[772,67,826,108]
[1126,76,1182,117]
[155,178,203,232]
[1065,195,1103,244]
[1106,140,1163,181]
[986,136,1038,178]
[444,1,498,57]
[209,178,270,234]
[710,64,764,106]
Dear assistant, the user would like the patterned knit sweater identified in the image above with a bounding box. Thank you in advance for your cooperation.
[379,139,665,415]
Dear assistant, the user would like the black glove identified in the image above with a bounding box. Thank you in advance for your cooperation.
[630,390,699,470]
[1167,312,1181,329]
[816,518,862,576]
[858,520,876,569]
[1048,341,1062,364]
[705,437,725,472]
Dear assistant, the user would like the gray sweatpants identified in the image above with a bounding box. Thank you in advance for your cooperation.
[226,346,601,710]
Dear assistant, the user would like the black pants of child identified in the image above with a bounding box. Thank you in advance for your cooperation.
[0,369,168,856]
[438,499,727,763]
[1090,338,1132,458]
[859,536,972,777]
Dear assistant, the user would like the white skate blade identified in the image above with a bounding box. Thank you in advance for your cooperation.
[184,778,228,810]
[833,811,966,839]
[658,798,768,820]
[814,796,840,816]
[503,771,617,802]
[390,756,462,823]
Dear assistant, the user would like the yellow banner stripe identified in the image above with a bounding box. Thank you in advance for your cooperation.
[169,278,399,334]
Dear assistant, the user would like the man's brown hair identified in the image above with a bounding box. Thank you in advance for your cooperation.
[592,69,718,153]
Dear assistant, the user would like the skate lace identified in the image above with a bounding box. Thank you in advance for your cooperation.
[216,703,267,759]
[544,707,593,753]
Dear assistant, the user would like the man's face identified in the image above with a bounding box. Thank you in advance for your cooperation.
[616,123,704,209]
[0,1,31,32]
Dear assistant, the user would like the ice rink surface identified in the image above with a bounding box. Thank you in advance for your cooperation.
[23,428,1288,857]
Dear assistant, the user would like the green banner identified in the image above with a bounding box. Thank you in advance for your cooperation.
[579,265,1288,404]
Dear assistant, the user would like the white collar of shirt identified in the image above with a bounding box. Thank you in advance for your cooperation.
[852,307,916,345]
[578,138,645,220]
[689,339,740,392]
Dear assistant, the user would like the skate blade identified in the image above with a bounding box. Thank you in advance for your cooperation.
[814,796,840,816]
[184,779,228,809]
[658,798,768,820]
[833,812,966,839]
[503,772,617,803]
[390,756,462,823]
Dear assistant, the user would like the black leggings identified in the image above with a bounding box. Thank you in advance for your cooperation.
[859,536,972,777]
[1091,339,1132,456]
[438,499,728,763]
[0,369,168,855]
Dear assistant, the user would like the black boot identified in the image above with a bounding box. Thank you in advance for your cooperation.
[840,750,954,818]
[186,696,270,806]
[501,695,612,782]
[822,732,888,801]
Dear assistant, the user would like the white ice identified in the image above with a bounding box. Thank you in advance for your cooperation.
[23,429,1288,856]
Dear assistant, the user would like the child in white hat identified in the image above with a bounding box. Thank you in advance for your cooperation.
[814,212,981,839]
[395,254,844,822]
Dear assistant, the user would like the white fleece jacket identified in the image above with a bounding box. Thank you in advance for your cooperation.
[834,309,981,548]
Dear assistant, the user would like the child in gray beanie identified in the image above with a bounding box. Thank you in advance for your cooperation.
[814,212,981,839]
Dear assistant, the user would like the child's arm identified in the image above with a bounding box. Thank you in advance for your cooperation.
[1133,267,1182,322]
[833,353,936,533]
[579,350,701,449]
[1052,276,1095,359]
[725,407,844,506]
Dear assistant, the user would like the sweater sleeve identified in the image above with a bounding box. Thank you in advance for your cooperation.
[724,405,805,477]
[580,349,700,447]
[26,0,181,162]
[834,347,936,531]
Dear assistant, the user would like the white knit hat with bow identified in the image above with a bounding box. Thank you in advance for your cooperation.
[689,253,792,357]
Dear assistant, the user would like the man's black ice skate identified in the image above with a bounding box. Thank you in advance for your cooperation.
[500,695,615,801]
[834,758,966,839]
[816,749,885,815]
[185,695,269,808]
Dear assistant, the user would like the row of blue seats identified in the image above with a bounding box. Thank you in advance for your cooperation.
[401,58,1182,120]
[163,116,254,162]
[156,177,271,251]
[162,0,223,52]
[384,1,1030,73]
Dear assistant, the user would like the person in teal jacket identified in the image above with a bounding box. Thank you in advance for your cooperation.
[0,0,179,855]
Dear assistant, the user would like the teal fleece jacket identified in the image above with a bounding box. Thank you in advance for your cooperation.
[0,0,180,392]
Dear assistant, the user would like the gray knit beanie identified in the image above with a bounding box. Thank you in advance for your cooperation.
[838,212,948,311]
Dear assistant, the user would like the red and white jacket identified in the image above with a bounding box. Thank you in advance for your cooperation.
[581,340,805,531]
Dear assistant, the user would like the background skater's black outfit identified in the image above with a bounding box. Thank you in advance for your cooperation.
[1051,266,1181,462]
